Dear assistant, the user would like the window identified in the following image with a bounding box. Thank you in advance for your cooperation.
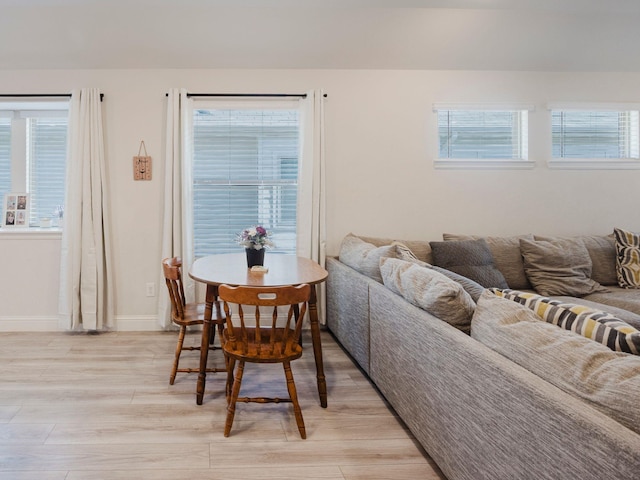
[0,104,68,227]
[436,106,530,160]
[551,109,639,160]
[192,104,300,257]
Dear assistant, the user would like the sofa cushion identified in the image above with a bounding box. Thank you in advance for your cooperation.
[492,288,640,355]
[392,241,485,301]
[430,239,509,289]
[582,286,640,320]
[471,290,640,436]
[520,237,608,297]
[358,235,433,264]
[338,234,398,283]
[535,234,617,286]
[380,257,475,333]
[614,227,640,288]
[443,233,533,290]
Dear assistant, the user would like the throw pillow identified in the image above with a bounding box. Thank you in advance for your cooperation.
[491,288,640,355]
[519,238,608,297]
[338,234,398,283]
[430,239,509,289]
[534,234,617,286]
[471,290,640,435]
[380,257,475,333]
[443,233,533,290]
[613,227,640,288]
[391,241,486,302]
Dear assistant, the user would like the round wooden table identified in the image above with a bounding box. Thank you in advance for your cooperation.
[189,253,329,407]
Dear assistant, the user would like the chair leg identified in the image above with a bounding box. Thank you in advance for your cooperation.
[170,325,187,385]
[224,360,244,437]
[283,361,306,439]
[225,356,236,404]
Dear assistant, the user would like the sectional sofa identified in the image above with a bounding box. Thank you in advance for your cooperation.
[326,232,640,480]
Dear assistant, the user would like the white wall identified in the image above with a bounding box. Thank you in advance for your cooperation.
[1,68,639,331]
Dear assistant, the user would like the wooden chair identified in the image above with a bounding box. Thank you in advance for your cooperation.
[162,257,225,385]
[219,283,310,439]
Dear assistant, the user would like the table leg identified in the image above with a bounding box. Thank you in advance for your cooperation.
[308,284,327,408]
[197,284,217,405]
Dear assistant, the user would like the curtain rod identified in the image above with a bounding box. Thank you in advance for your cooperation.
[165,92,327,98]
[0,93,104,101]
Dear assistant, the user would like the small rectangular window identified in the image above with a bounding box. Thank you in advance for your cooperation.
[551,109,639,160]
[436,107,529,161]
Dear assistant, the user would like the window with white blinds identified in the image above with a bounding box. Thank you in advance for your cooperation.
[0,107,68,228]
[551,109,640,160]
[436,108,529,160]
[192,107,300,257]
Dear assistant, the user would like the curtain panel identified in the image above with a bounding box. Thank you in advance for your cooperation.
[58,88,114,331]
[157,88,195,329]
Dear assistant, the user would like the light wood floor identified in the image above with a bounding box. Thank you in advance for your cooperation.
[0,329,446,480]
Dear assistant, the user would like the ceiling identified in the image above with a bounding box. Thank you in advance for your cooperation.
[1,0,640,71]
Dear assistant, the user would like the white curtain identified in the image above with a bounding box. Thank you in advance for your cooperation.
[58,88,114,331]
[297,89,327,322]
[157,88,195,329]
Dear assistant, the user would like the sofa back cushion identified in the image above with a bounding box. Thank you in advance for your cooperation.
[358,235,432,264]
[472,291,640,435]
[443,233,533,290]
[430,239,509,289]
[380,257,475,333]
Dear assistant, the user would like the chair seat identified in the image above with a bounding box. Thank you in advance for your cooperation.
[173,303,205,327]
[223,328,302,363]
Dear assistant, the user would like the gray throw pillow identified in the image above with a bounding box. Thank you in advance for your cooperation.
[430,239,509,289]
[338,234,398,282]
[380,258,475,333]
[519,238,608,297]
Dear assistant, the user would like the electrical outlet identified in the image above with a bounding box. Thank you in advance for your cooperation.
[146,282,155,297]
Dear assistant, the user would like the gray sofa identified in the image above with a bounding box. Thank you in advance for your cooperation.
[326,233,640,480]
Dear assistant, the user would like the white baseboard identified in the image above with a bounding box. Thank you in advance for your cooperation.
[0,315,163,332]
[0,316,60,331]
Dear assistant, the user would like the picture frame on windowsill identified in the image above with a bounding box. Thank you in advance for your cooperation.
[2,193,29,228]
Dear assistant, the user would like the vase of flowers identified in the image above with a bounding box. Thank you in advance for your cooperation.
[236,225,274,268]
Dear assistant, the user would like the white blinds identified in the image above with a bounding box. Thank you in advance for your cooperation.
[0,119,10,201]
[551,110,640,159]
[437,109,528,160]
[192,107,300,256]
[28,117,67,224]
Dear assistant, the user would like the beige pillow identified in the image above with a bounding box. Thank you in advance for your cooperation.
[520,238,608,297]
[535,234,617,286]
[338,234,398,282]
[380,257,475,333]
[444,233,533,290]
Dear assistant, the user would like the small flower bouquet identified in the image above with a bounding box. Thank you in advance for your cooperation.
[236,225,274,250]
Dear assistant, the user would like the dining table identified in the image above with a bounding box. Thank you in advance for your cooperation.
[189,252,329,407]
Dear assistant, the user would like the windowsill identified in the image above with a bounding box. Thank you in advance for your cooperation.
[547,159,640,170]
[0,227,63,240]
[434,159,535,170]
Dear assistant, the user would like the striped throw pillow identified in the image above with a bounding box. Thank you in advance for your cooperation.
[491,288,640,355]
[614,227,640,288]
